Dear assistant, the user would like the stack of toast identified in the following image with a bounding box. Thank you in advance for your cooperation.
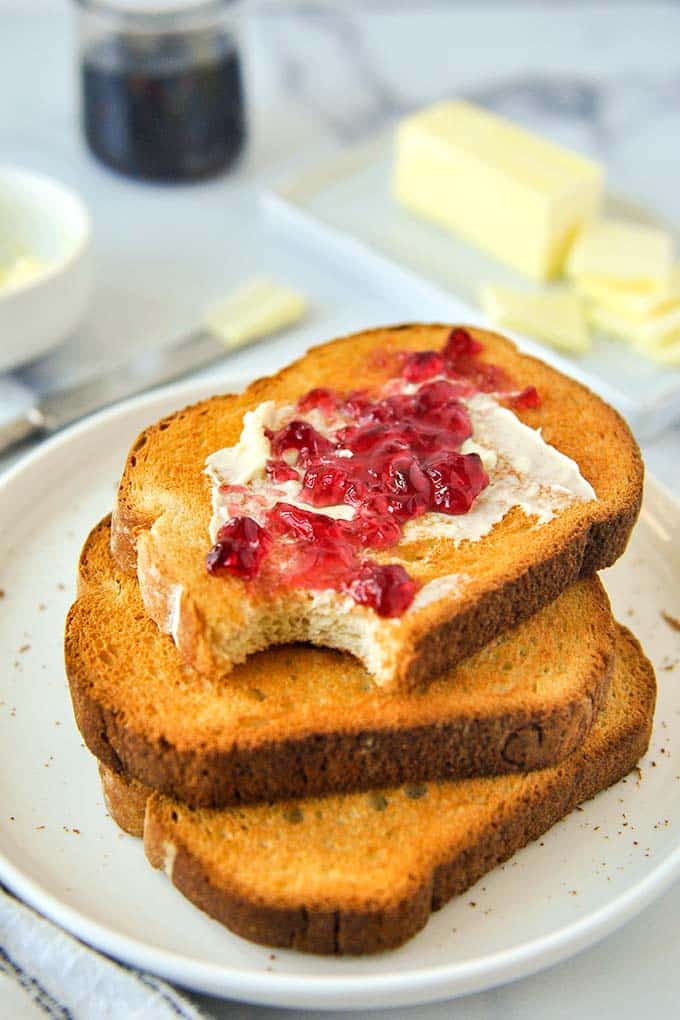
[65,324,655,955]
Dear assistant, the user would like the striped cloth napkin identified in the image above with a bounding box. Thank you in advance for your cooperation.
[0,885,205,1020]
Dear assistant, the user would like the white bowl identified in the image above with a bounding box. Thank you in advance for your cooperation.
[0,167,92,373]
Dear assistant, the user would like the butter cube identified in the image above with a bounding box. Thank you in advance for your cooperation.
[205,277,307,349]
[642,337,680,365]
[573,265,680,320]
[394,100,603,280]
[480,283,590,353]
[566,218,673,291]
[588,300,680,358]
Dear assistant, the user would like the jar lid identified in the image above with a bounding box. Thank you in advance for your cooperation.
[76,0,240,19]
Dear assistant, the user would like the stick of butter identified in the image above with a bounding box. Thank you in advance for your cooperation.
[480,283,590,353]
[573,265,680,320]
[566,218,673,291]
[204,277,307,349]
[394,99,603,281]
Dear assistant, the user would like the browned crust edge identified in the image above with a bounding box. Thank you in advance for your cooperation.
[101,627,655,955]
[403,497,642,688]
[75,660,611,808]
[164,709,642,955]
[68,615,613,808]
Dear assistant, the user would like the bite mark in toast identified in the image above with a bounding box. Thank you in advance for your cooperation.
[111,325,642,689]
[67,518,615,806]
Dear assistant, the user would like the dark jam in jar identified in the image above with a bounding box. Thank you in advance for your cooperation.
[81,29,245,181]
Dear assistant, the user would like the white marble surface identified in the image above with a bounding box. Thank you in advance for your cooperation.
[1,2,679,1017]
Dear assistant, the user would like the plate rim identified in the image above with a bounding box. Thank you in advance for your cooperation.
[0,376,678,1010]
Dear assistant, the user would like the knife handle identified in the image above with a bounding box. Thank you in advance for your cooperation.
[0,407,48,455]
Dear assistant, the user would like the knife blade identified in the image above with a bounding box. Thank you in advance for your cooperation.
[0,327,228,455]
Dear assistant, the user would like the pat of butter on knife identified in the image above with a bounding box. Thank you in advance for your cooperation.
[205,277,307,349]
[394,99,603,280]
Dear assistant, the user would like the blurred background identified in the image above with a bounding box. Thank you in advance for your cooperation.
[2,0,680,399]
[2,3,680,1019]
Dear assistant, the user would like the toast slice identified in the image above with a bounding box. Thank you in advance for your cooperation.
[99,625,655,955]
[111,324,642,689]
[68,518,614,806]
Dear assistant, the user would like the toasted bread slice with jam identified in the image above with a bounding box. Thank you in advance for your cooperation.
[111,325,642,690]
[100,625,655,955]
[67,518,614,806]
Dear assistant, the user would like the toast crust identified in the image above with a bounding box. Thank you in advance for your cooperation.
[110,324,643,690]
[101,625,655,954]
[69,518,614,806]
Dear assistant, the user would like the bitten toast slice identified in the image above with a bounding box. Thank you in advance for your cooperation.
[111,324,642,691]
[100,626,655,955]
[68,518,614,806]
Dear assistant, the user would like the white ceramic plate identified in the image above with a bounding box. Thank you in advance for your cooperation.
[0,378,679,1012]
[266,134,680,439]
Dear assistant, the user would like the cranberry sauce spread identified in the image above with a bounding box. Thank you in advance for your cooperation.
[205,329,541,617]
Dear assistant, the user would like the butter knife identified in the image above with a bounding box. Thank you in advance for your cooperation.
[0,327,228,455]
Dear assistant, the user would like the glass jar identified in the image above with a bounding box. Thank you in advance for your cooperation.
[74,0,246,182]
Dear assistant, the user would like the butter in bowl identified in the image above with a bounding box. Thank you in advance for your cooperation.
[0,167,92,373]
